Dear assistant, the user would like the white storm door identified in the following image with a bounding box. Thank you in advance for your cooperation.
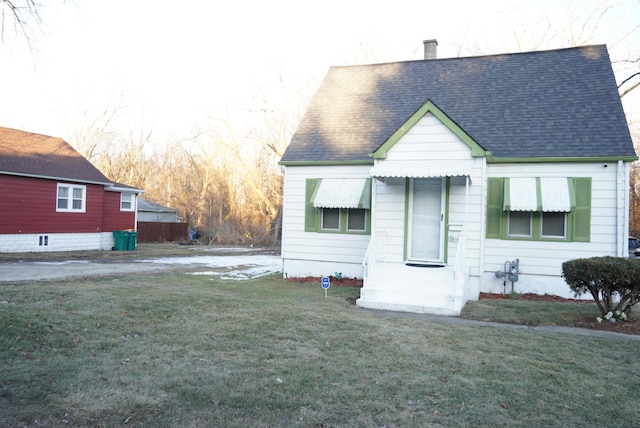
[408,178,445,262]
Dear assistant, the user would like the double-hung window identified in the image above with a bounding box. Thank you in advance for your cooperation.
[121,193,134,211]
[321,208,341,230]
[487,177,591,242]
[305,178,372,234]
[57,184,86,212]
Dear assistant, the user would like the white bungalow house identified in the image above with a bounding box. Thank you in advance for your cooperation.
[279,42,637,316]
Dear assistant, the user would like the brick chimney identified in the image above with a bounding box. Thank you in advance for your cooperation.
[423,39,438,60]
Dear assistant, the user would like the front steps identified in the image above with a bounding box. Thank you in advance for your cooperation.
[357,262,467,316]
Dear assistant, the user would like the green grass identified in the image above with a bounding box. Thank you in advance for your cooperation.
[461,297,598,326]
[2,274,640,427]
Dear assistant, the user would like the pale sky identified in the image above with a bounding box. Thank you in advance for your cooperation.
[1,0,639,146]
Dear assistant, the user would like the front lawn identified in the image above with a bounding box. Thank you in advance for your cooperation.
[461,293,640,335]
[1,274,639,427]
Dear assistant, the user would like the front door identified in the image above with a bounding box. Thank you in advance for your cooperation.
[408,178,445,263]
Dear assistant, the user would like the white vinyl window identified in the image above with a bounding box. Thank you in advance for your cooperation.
[507,211,532,237]
[347,209,366,231]
[57,184,86,212]
[321,208,340,230]
[121,193,134,211]
[541,211,567,238]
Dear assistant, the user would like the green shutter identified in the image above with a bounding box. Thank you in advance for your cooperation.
[304,179,320,232]
[486,177,504,238]
[571,177,591,242]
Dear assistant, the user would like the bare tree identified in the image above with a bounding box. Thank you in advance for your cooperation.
[0,0,42,50]
[619,70,640,99]
[66,89,130,163]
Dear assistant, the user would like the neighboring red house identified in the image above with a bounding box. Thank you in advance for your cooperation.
[0,126,143,253]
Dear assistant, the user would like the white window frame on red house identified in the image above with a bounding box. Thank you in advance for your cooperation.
[120,193,135,211]
[56,183,86,213]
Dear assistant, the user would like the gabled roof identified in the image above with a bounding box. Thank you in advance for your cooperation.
[281,45,636,164]
[0,126,113,184]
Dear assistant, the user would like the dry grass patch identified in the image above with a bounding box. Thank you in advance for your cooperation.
[2,274,640,427]
[462,293,640,335]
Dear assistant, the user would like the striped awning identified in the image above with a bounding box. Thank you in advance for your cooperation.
[504,177,571,212]
[312,178,371,209]
[504,177,538,211]
[370,159,473,178]
[540,177,571,212]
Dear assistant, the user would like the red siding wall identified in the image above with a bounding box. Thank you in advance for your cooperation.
[0,175,127,234]
[101,191,137,231]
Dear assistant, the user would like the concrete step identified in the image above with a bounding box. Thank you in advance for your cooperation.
[356,296,464,316]
[360,262,465,316]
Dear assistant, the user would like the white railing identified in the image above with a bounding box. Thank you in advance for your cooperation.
[362,231,386,278]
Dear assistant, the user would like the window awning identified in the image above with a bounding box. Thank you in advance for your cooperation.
[504,177,571,212]
[312,178,371,209]
[540,177,571,212]
[369,159,473,179]
[504,177,538,211]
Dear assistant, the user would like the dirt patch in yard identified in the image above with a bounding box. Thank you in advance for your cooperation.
[480,292,583,303]
[285,276,363,288]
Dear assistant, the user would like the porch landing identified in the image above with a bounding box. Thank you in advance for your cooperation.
[357,262,467,316]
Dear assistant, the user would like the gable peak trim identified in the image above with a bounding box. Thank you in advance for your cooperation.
[370,99,488,159]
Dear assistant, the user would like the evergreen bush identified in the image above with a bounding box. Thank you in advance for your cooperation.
[562,256,640,322]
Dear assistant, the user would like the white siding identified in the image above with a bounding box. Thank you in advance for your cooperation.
[138,212,178,223]
[282,109,631,300]
[373,111,484,273]
[482,162,628,297]
[371,178,406,262]
[281,165,372,278]
[384,113,472,161]
[447,164,484,276]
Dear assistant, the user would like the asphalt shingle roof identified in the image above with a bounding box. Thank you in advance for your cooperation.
[137,198,177,213]
[281,45,635,163]
[0,126,112,184]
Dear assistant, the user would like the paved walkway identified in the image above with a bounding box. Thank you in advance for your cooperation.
[0,259,182,282]
[365,309,640,341]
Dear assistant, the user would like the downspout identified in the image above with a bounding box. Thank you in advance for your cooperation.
[479,158,487,287]
[134,194,139,229]
[619,160,630,257]
[280,166,288,276]
[465,175,469,225]
[371,171,377,237]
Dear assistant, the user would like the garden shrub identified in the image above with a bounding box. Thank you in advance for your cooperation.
[562,256,640,322]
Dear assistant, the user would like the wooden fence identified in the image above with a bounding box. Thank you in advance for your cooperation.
[136,222,189,243]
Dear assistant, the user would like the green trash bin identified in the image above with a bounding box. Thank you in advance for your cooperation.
[126,230,138,250]
[112,230,127,251]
